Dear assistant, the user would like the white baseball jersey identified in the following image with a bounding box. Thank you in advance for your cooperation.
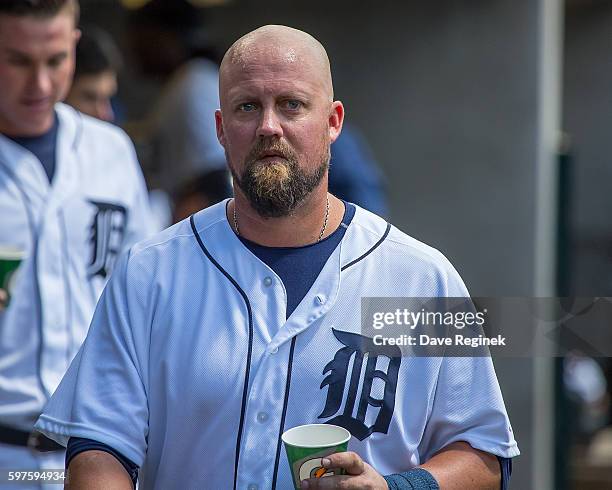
[36,200,519,490]
[0,103,153,435]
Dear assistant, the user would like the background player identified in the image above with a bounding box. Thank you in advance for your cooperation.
[0,0,152,484]
[65,25,122,122]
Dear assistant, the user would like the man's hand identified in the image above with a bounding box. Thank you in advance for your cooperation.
[300,451,388,489]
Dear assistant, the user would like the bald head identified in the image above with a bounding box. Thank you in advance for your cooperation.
[220,25,333,101]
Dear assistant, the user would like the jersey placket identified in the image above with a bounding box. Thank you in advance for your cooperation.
[235,250,342,490]
[38,120,81,396]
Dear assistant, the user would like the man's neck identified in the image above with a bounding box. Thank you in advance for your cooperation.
[229,191,345,247]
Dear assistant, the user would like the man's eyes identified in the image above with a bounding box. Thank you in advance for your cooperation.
[236,100,304,112]
[47,55,67,68]
[6,54,66,68]
[238,102,257,112]
[7,56,29,66]
[284,100,302,110]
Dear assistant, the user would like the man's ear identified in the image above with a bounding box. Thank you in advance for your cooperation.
[215,109,226,147]
[328,101,344,143]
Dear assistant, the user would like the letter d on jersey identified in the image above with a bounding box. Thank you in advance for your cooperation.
[87,200,127,278]
[319,329,401,440]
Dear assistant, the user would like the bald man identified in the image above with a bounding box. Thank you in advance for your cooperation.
[34,26,518,489]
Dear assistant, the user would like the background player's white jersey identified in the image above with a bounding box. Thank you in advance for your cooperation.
[0,103,152,430]
[37,201,518,490]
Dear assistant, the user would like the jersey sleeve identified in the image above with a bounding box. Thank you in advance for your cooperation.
[418,355,520,462]
[417,254,520,461]
[35,250,150,467]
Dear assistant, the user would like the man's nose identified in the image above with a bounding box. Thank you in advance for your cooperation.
[30,68,52,95]
[256,107,283,139]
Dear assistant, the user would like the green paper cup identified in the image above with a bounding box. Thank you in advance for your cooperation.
[0,247,25,306]
[282,424,351,489]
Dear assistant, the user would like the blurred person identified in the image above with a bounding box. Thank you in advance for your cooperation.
[171,169,231,223]
[66,24,172,232]
[0,0,152,483]
[127,0,231,228]
[329,122,389,217]
[564,352,610,438]
[65,25,121,122]
[36,25,518,489]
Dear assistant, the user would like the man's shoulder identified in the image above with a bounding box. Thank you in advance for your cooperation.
[348,204,466,293]
[350,204,450,267]
[55,103,133,150]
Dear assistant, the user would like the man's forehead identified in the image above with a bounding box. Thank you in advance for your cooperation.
[225,76,314,102]
[225,41,320,82]
[227,51,312,80]
[222,63,327,103]
[229,39,303,66]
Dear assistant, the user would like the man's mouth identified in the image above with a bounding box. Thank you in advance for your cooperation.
[21,98,52,112]
[257,151,287,160]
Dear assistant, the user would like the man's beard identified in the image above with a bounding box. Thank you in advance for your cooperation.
[230,138,329,218]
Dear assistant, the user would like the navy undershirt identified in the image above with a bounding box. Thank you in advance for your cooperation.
[7,112,58,183]
[239,202,356,318]
[65,201,511,489]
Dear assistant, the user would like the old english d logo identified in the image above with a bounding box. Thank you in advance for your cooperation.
[319,328,401,441]
[87,200,127,278]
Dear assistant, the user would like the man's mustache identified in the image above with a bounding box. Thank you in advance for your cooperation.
[247,140,296,162]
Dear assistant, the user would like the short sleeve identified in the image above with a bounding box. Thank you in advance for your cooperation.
[417,255,520,461]
[418,355,520,462]
[35,251,150,467]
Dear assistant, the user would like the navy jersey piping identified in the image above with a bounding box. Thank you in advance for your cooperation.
[341,223,391,271]
[189,215,254,490]
[271,336,297,489]
[59,210,74,365]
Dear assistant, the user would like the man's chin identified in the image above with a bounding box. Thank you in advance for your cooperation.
[250,202,295,218]
[10,108,55,136]
[234,154,327,218]
[245,189,299,218]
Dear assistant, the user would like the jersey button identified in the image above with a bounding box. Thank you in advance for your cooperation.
[263,276,273,287]
[270,346,279,354]
[315,294,326,305]
[257,412,269,423]
[247,484,258,490]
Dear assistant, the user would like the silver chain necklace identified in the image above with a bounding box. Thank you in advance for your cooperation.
[233,195,330,242]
